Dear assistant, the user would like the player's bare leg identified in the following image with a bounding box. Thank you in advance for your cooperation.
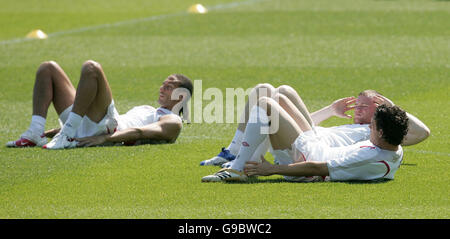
[71,60,113,122]
[237,83,276,132]
[7,61,75,147]
[270,93,313,149]
[44,60,114,149]
[261,96,306,150]
[231,96,305,168]
[200,83,275,166]
[215,84,314,167]
[202,96,305,182]
[276,85,314,127]
[32,61,76,117]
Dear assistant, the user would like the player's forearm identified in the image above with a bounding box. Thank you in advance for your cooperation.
[44,128,61,138]
[104,124,176,143]
[104,128,143,143]
[402,112,430,146]
[272,161,329,177]
[311,105,334,126]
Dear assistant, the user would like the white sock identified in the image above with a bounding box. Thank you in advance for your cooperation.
[61,112,82,138]
[28,115,46,135]
[249,137,270,163]
[231,106,269,172]
[226,129,244,156]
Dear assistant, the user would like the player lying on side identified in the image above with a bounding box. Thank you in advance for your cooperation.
[6,60,192,149]
[200,84,429,167]
[202,94,409,182]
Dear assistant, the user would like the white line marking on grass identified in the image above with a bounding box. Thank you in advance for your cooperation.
[207,0,269,10]
[0,0,270,46]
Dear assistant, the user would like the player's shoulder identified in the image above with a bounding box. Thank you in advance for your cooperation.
[133,105,155,110]
[332,123,369,129]
[125,105,155,114]
[354,141,380,156]
[349,123,370,128]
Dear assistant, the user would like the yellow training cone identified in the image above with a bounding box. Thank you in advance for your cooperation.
[188,4,208,14]
[26,29,48,39]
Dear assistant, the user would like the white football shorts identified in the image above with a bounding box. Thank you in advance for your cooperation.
[58,100,119,138]
[270,129,329,182]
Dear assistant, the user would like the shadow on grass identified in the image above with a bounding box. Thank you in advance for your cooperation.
[401,163,417,166]
[226,177,392,185]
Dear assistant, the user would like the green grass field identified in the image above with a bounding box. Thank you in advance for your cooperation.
[0,0,449,218]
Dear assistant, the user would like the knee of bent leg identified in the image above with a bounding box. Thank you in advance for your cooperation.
[37,60,59,74]
[276,85,296,96]
[272,92,292,109]
[271,92,289,103]
[81,60,102,74]
[252,83,275,98]
[257,96,277,113]
[254,83,275,92]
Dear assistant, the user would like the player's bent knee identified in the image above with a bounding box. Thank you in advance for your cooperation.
[272,92,289,104]
[36,61,60,76]
[81,60,102,76]
[252,83,275,98]
[82,59,100,68]
[254,83,274,90]
[276,85,296,96]
[257,96,276,112]
[255,83,275,92]
[82,60,101,71]
[38,60,58,71]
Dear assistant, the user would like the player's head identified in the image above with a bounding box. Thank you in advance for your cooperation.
[370,105,409,146]
[158,74,193,111]
[354,89,379,124]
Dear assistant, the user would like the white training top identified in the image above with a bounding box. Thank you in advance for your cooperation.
[116,105,178,131]
[325,140,403,181]
[314,124,371,147]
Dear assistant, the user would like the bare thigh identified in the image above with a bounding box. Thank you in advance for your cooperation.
[238,83,276,132]
[72,60,113,123]
[273,93,312,132]
[275,85,314,127]
[258,97,303,150]
[33,61,76,116]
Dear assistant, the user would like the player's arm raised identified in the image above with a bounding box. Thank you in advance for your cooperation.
[76,114,182,147]
[373,94,430,146]
[310,97,356,125]
[401,113,430,146]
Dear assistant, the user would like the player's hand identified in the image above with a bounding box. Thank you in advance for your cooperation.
[330,96,356,119]
[44,128,60,138]
[373,94,395,107]
[76,135,107,147]
[244,156,274,176]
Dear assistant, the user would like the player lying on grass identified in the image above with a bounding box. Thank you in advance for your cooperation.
[6,60,192,149]
[202,97,409,182]
[200,84,430,167]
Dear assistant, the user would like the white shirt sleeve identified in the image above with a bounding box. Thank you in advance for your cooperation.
[326,146,391,181]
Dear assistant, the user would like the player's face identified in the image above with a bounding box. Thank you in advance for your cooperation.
[369,118,376,142]
[369,117,382,144]
[354,95,377,124]
[158,76,180,108]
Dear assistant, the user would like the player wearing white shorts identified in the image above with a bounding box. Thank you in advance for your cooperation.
[6,60,192,149]
[202,92,409,182]
[201,84,429,167]
[271,129,402,182]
